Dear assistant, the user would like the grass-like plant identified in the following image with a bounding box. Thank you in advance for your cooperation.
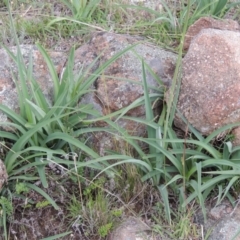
[60,0,101,21]
[47,0,111,33]
[109,89,240,226]
[196,0,240,17]
[67,177,117,239]
[0,43,138,184]
[88,50,240,228]
[123,54,240,223]
[148,0,240,45]
[0,4,142,236]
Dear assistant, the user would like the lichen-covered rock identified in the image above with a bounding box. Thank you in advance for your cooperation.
[175,28,240,136]
[75,32,177,154]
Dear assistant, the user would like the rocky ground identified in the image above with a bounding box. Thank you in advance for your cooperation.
[1,1,240,240]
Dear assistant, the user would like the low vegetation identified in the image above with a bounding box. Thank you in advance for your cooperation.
[0,0,240,239]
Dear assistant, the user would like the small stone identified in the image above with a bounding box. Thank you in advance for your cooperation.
[209,204,233,221]
[108,217,152,240]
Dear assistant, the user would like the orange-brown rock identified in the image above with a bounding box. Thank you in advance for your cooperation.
[184,17,240,51]
[76,32,177,155]
[176,28,240,136]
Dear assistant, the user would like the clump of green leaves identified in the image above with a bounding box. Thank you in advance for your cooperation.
[67,177,123,239]
[98,222,113,237]
[0,39,137,189]
[83,177,106,196]
[0,197,13,218]
[196,0,240,17]
[0,196,13,238]
[36,200,50,209]
[67,194,82,219]
[15,182,29,194]
[152,202,200,239]
[60,0,101,21]
[150,0,240,45]
[1,4,143,238]
[97,56,240,226]
[111,208,123,217]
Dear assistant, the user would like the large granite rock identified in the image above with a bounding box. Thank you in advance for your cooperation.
[175,27,240,136]
[75,32,177,155]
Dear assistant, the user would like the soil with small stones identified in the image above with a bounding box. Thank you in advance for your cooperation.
[3,174,160,240]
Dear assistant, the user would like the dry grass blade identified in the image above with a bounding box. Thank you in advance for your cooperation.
[0,159,8,191]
